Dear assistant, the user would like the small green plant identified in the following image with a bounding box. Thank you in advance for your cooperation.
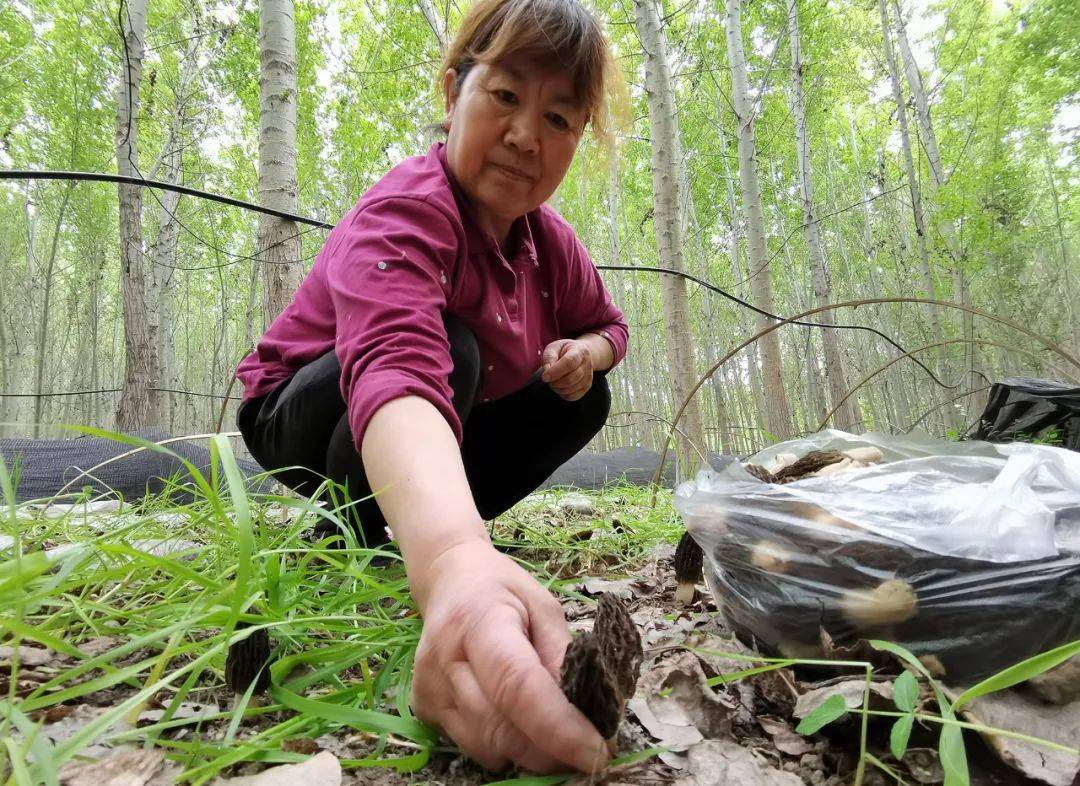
[792,638,1080,785]
[695,638,1080,786]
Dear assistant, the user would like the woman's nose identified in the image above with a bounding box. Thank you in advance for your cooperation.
[504,111,540,154]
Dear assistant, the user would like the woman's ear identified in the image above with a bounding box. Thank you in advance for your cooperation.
[442,68,458,130]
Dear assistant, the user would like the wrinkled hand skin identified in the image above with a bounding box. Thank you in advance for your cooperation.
[409,540,610,774]
[541,339,593,401]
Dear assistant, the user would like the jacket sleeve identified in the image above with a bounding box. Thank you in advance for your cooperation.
[556,234,629,368]
[323,196,464,450]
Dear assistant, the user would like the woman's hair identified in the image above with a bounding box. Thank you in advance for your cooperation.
[439,0,622,145]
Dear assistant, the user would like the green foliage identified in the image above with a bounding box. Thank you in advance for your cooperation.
[796,693,849,735]
[1,0,1077,447]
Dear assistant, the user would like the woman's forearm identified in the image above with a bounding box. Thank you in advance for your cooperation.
[361,395,489,609]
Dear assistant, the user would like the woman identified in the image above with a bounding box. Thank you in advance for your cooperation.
[236,0,625,774]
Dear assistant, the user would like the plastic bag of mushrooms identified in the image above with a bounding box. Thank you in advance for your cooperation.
[673,430,1080,682]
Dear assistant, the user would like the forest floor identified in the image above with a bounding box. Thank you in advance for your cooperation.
[0,449,1076,786]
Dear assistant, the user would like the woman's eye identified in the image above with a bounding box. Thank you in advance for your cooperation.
[548,113,570,131]
[494,89,517,105]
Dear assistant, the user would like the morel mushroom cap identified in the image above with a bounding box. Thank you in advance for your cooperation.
[841,579,918,628]
[773,450,847,483]
[743,463,778,483]
[560,633,622,739]
[225,621,273,695]
[594,593,643,700]
[674,531,704,604]
[749,540,794,574]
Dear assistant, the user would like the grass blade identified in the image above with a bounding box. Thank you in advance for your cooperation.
[951,638,1080,711]
[270,683,438,747]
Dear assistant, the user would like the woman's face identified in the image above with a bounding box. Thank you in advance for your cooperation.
[442,55,587,245]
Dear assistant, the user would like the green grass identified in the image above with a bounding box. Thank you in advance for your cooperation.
[0,433,682,784]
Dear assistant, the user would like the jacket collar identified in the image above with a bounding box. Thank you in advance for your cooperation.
[434,142,538,265]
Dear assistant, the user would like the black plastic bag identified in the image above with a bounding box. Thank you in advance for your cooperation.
[972,376,1080,451]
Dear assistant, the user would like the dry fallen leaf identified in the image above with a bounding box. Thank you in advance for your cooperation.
[627,650,736,766]
[757,716,813,756]
[78,636,122,657]
[946,687,1080,786]
[672,738,806,785]
[794,679,894,719]
[577,577,638,601]
[212,751,341,785]
[38,704,131,761]
[557,494,596,516]
[138,699,218,725]
[59,748,165,786]
[901,748,945,784]
[0,645,55,667]
[1026,655,1080,706]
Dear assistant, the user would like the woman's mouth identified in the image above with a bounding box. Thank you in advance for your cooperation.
[492,163,533,182]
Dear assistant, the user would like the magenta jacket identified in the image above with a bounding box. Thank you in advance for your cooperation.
[237,143,629,450]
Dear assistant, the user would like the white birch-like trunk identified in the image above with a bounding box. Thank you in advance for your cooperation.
[418,0,448,53]
[1045,149,1079,352]
[115,0,165,432]
[258,0,303,324]
[892,2,978,419]
[633,0,708,477]
[725,0,793,441]
[879,0,955,430]
[788,0,855,433]
[31,189,73,437]
[148,30,200,432]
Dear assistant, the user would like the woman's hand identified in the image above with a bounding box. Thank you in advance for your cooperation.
[541,339,594,401]
[409,539,610,774]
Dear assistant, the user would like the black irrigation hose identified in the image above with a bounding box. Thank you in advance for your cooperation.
[0,387,240,401]
[4,168,952,390]
[1,170,333,229]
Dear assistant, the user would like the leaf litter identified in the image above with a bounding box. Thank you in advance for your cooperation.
[4,486,1077,785]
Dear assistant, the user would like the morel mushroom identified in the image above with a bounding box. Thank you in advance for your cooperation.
[674,531,704,604]
[772,450,847,483]
[561,592,643,747]
[841,578,918,628]
[225,621,273,696]
[560,636,621,739]
[743,463,777,483]
[749,540,794,574]
[595,593,643,700]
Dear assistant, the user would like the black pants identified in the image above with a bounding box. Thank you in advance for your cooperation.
[237,314,611,545]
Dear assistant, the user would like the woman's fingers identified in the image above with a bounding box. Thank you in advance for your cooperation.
[438,707,510,772]
[542,342,591,385]
[550,367,592,401]
[447,661,565,773]
[465,608,610,773]
[527,588,573,681]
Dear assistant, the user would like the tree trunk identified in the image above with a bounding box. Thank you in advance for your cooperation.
[633,0,708,478]
[725,0,793,441]
[147,28,201,432]
[878,0,955,431]
[115,0,165,432]
[1045,147,1079,352]
[258,0,303,325]
[32,188,74,436]
[788,0,855,433]
[418,0,448,54]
